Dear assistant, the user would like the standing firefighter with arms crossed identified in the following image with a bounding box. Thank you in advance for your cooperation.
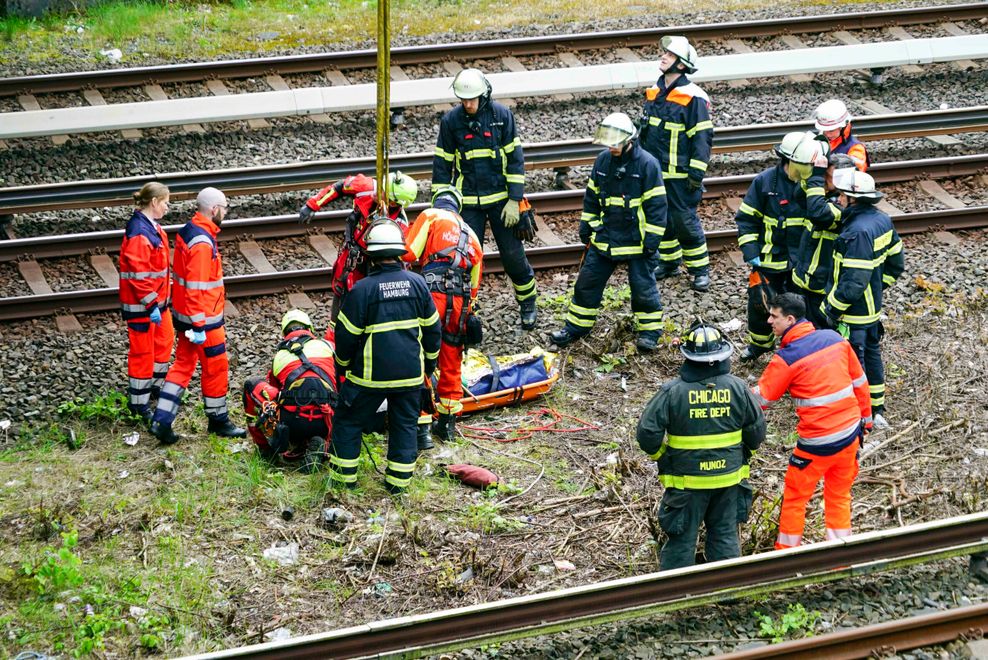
[637,324,766,569]
[640,35,713,292]
[403,189,484,446]
[549,113,667,352]
[433,68,538,331]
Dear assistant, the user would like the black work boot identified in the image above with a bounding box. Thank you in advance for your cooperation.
[151,420,180,445]
[636,332,660,353]
[433,413,456,442]
[519,298,538,331]
[739,344,772,363]
[207,417,247,438]
[128,406,153,427]
[417,423,435,451]
[301,436,327,474]
[691,272,711,292]
[549,327,585,348]
[654,264,679,280]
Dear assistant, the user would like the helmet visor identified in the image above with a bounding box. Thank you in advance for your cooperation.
[592,124,634,148]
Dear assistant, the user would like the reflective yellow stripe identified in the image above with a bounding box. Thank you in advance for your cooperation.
[434,147,455,162]
[648,116,661,126]
[330,455,360,468]
[874,229,893,251]
[738,233,758,246]
[464,148,497,160]
[337,311,363,335]
[385,473,412,488]
[685,120,713,137]
[365,318,421,333]
[667,430,742,450]
[688,159,708,172]
[420,310,440,326]
[568,302,598,316]
[387,459,416,472]
[329,471,358,484]
[611,245,644,256]
[505,174,525,183]
[347,373,425,389]
[659,465,749,490]
[642,185,666,200]
[461,191,509,206]
[738,202,763,219]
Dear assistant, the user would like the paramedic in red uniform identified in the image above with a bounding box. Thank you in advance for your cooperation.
[151,187,246,444]
[752,293,871,549]
[119,181,174,423]
[403,188,483,445]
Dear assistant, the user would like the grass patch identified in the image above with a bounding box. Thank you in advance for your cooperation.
[0,0,910,69]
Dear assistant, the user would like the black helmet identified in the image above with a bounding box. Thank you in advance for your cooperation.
[680,323,733,363]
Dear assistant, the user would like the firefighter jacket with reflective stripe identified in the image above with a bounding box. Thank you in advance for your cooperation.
[754,320,871,454]
[828,125,869,171]
[432,100,524,207]
[826,203,904,326]
[403,207,484,298]
[171,212,225,331]
[639,74,713,181]
[637,360,765,490]
[119,210,170,323]
[305,173,408,248]
[581,142,667,261]
[335,262,442,391]
[734,164,808,271]
[792,167,843,294]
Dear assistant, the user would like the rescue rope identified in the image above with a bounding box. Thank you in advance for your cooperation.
[460,407,597,443]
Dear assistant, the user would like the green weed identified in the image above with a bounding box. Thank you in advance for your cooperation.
[463,500,525,534]
[595,353,626,373]
[57,391,139,424]
[755,603,821,643]
[23,530,84,595]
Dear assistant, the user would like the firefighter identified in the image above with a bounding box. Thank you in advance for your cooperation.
[814,99,869,172]
[119,181,174,423]
[403,188,483,445]
[637,323,766,570]
[792,150,857,329]
[432,68,538,331]
[243,309,337,473]
[330,220,442,493]
[753,293,872,548]
[151,188,245,444]
[640,35,713,292]
[822,170,904,429]
[298,171,418,325]
[549,113,666,352]
[734,132,813,361]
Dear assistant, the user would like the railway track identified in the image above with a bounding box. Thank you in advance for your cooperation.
[712,602,988,659]
[1,4,983,100]
[184,512,988,659]
[2,166,985,322]
[2,107,986,216]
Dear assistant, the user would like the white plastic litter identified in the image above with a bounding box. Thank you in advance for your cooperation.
[720,318,746,333]
[262,543,299,566]
[264,627,292,642]
[123,431,139,446]
[100,48,123,63]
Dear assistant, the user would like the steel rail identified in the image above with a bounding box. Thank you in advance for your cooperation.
[710,602,988,659]
[2,107,987,216]
[185,513,988,659]
[2,153,985,264]
[1,3,984,97]
[1,203,985,322]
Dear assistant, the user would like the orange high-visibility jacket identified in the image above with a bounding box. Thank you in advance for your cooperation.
[119,210,170,324]
[304,173,408,247]
[402,207,483,298]
[171,212,225,331]
[753,320,871,454]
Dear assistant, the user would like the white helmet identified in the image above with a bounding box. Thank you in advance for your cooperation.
[661,35,699,74]
[365,219,408,257]
[832,169,884,200]
[814,99,851,132]
[593,112,638,148]
[775,131,812,160]
[789,134,829,165]
[451,68,491,100]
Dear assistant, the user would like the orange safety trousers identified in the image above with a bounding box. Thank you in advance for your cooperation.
[776,438,859,550]
[126,310,175,411]
[153,326,230,425]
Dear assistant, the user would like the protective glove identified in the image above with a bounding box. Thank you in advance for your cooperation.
[746,256,762,268]
[148,306,162,325]
[579,229,591,246]
[513,199,536,242]
[501,199,521,228]
[298,204,316,224]
[862,418,874,438]
[424,359,437,375]
[687,176,704,193]
[643,245,658,259]
[190,329,207,345]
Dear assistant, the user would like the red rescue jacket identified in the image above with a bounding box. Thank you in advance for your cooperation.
[305,173,408,249]
[119,210,170,325]
[171,212,225,331]
[753,320,871,454]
